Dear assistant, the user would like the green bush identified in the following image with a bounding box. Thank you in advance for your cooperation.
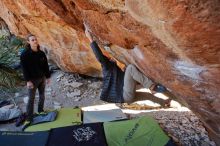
[0,35,25,92]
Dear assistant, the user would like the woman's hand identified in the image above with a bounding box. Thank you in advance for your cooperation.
[27,81,34,89]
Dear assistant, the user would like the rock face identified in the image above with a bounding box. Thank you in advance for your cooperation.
[0,0,219,143]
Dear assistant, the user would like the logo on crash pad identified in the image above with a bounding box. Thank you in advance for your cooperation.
[73,127,96,142]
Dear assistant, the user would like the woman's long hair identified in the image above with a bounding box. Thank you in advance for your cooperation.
[25,34,40,50]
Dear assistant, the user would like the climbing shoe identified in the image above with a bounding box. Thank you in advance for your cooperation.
[21,120,31,131]
[152,84,167,93]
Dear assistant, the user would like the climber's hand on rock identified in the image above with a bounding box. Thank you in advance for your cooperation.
[27,81,34,89]
[85,29,93,42]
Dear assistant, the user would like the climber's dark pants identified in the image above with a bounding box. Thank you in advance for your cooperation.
[27,77,46,121]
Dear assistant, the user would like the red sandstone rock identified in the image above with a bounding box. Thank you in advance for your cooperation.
[0,0,219,144]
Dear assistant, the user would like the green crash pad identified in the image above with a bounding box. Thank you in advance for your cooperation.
[104,116,170,146]
[25,108,81,132]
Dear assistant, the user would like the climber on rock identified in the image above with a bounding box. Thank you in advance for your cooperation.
[84,25,171,107]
